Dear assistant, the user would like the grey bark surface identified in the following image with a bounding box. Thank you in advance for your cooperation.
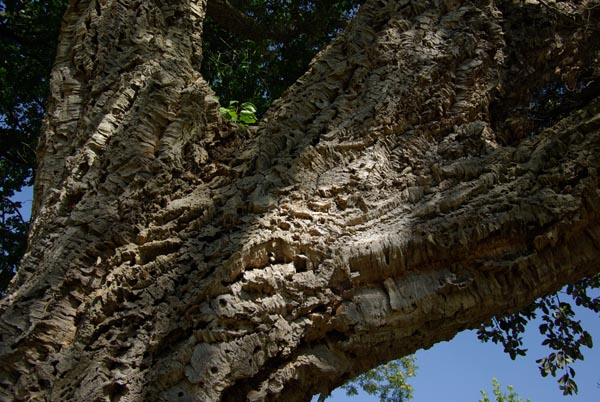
[1,0,600,401]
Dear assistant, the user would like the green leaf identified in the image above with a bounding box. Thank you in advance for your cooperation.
[219,106,238,122]
[240,102,257,113]
[341,355,417,402]
[239,110,257,124]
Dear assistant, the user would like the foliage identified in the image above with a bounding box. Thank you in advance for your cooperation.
[219,101,258,126]
[479,379,531,402]
[527,68,600,132]
[478,275,599,395]
[0,0,67,291]
[340,356,417,402]
[201,0,365,115]
[0,197,27,291]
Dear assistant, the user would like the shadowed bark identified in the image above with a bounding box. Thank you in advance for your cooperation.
[1,0,599,401]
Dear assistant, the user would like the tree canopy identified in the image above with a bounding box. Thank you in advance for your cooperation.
[479,379,531,402]
[0,0,65,290]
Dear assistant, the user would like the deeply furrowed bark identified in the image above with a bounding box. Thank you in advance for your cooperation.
[1,0,599,401]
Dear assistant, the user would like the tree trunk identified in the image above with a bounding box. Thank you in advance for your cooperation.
[1,0,599,401]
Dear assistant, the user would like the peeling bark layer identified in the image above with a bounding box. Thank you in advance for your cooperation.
[1,0,599,401]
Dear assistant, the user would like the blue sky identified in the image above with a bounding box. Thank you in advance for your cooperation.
[11,188,599,402]
[318,305,599,402]
[314,294,599,402]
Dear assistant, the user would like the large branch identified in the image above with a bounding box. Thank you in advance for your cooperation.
[1,0,599,401]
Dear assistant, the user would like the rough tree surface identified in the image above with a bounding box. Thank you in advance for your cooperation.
[1,0,599,401]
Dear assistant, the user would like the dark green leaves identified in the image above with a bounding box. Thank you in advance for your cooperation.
[0,0,68,293]
[0,197,27,291]
[477,308,535,360]
[534,295,593,395]
[477,276,599,396]
[202,0,365,115]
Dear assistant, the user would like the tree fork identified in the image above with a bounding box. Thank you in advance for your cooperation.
[1,0,599,401]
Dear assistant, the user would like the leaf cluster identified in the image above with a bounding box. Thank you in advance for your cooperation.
[202,0,364,115]
[340,356,417,402]
[527,67,600,132]
[0,0,67,291]
[479,378,531,402]
[477,276,599,395]
[219,101,258,126]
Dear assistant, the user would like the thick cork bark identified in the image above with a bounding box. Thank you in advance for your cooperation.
[1,0,599,400]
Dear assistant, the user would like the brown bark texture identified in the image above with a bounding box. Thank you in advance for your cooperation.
[1,0,600,401]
